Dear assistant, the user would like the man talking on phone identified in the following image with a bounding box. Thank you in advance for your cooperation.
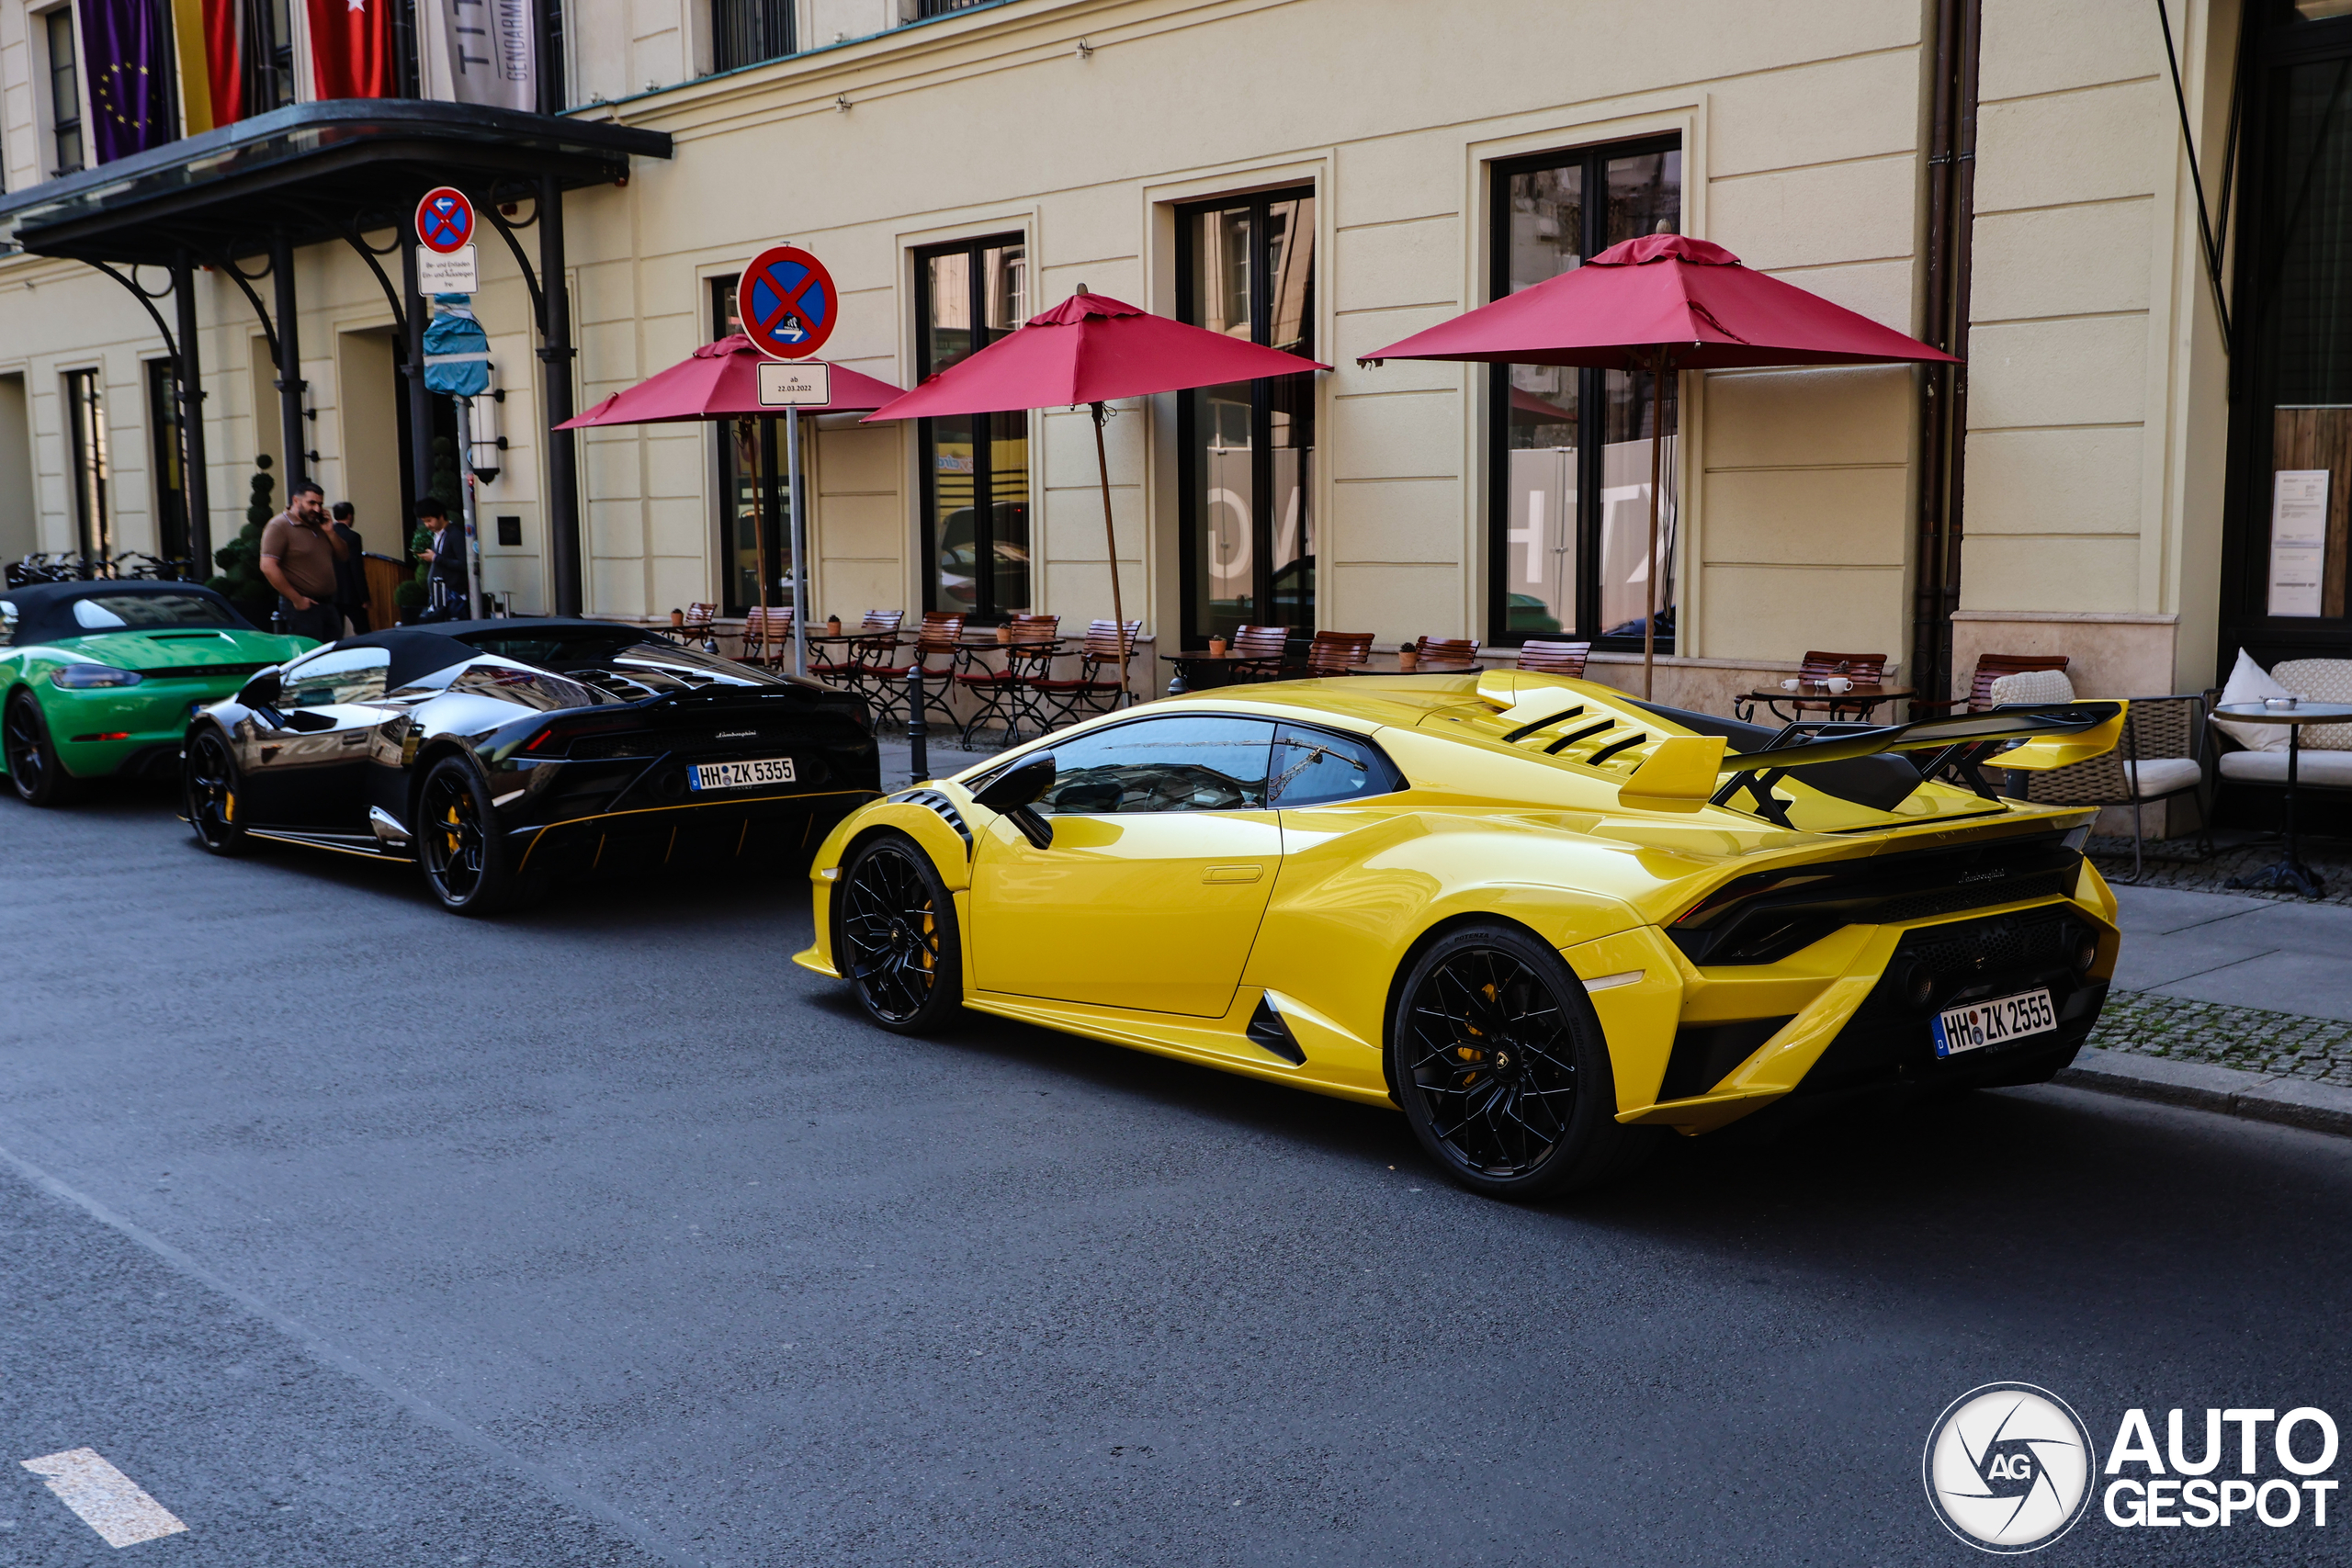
[258,480,347,643]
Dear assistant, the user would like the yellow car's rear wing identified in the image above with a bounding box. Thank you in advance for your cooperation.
[1710,701,2125,818]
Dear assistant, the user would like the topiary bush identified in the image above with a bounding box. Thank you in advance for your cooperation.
[212,455,278,625]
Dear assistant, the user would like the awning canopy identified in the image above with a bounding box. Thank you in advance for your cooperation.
[0,99,671,265]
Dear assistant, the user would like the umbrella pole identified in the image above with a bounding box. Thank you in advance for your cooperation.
[1642,349,1668,701]
[753,417,771,660]
[1091,401,1130,700]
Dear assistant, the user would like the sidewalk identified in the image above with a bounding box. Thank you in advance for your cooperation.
[2064,880,2352,1135]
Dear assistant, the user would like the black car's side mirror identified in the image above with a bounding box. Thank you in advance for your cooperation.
[973,752,1055,849]
[239,671,282,713]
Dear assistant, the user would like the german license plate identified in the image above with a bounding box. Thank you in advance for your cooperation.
[687,757,795,792]
[1932,987,2057,1058]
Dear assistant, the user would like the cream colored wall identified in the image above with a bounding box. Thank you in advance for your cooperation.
[559,0,1943,662]
[1962,0,2235,696]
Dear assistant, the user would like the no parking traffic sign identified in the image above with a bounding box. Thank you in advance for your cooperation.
[738,245,837,361]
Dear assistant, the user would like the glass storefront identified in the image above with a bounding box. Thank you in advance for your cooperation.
[915,235,1030,621]
[1488,140,1680,647]
[1177,188,1316,646]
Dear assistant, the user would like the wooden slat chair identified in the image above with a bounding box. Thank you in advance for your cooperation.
[1227,623,1295,681]
[682,601,719,653]
[739,605,793,671]
[1305,630,1375,676]
[1914,652,2070,715]
[1798,649,1890,685]
[866,612,966,733]
[1029,619,1143,729]
[1414,636,1482,671]
[810,610,904,693]
[957,614,1059,746]
[1516,639,1591,676]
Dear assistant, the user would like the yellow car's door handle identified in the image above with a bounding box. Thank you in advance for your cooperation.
[1202,863,1264,884]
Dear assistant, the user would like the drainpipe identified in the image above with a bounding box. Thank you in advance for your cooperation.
[1912,0,1982,707]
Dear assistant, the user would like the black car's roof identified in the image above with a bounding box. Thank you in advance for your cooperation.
[0,580,254,646]
[311,619,672,692]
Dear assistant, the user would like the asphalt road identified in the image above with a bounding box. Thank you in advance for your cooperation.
[3,783,2347,1566]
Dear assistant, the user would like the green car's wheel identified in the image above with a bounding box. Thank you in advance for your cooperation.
[4,689,79,807]
[416,755,526,916]
[838,833,963,1034]
[181,728,249,854]
[1388,921,1654,1201]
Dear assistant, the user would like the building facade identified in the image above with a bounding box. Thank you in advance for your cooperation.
[0,0,2330,716]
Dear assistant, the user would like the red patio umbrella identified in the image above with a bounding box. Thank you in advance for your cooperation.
[1363,233,1958,696]
[864,288,1330,694]
[559,335,906,675]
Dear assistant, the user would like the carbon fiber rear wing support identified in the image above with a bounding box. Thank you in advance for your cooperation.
[1707,702,2125,821]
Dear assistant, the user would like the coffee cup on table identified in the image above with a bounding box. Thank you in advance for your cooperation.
[1781,678,1801,691]
[1826,677,1853,694]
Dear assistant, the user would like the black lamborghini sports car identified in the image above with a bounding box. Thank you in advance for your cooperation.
[179,619,881,913]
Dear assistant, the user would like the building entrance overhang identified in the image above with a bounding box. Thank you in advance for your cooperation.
[0,102,671,617]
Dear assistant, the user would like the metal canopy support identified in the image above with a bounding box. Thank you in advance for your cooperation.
[269,231,306,492]
[399,226,434,517]
[538,173,582,616]
[171,254,213,571]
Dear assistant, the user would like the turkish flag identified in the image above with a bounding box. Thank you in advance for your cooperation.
[307,0,394,98]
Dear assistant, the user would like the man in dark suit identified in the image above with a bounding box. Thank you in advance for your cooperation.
[328,502,369,634]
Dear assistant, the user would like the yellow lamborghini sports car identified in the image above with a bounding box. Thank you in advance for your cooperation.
[794,671,2128,1199]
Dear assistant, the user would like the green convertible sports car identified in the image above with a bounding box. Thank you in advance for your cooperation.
[2,580,314,807]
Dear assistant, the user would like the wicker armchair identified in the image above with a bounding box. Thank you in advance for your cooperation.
[2004,694,2212,883]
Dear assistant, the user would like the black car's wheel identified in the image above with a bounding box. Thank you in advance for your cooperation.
[1388,921,1653,1201]
[417,755,526,916]
[181,728,248,854]
[837,833,963,1033]
[4,690,78,807]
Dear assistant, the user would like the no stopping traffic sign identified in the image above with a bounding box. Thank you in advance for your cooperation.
[416,187,476,255]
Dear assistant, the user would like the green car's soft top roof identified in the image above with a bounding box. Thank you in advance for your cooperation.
[1,580,254,646]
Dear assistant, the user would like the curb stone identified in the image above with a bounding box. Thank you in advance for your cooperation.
[2057,1045,2352,1139]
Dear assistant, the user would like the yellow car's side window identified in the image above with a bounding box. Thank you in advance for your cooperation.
[1036,716,1275,814]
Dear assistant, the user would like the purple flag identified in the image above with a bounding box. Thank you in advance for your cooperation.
[77,0,175,164]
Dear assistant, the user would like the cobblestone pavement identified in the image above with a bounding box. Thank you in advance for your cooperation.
[2086,831,2352,906]
[2088,988,2352,1086]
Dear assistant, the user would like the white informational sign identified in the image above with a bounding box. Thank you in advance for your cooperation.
[419,243,480,295]
[2268,468,2330,618]
[757,360,833,408]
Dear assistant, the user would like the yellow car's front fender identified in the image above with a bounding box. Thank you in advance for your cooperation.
[793,792,979,979]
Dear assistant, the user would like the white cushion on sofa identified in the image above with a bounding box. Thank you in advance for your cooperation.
[2213,649,2293,752]
[2218,748,2352,785]
[2121,758,2203,797]
[2269,658,2352,750]
[1986,668,2075,706]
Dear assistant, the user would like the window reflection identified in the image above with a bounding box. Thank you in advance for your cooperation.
[919,236,1031,620]
[1181,190,1316,644]
[1038,716,1275,813]
[1492,144,1680,646]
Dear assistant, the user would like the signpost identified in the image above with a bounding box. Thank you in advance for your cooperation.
[737,246,839,677]
[415,186,479,294]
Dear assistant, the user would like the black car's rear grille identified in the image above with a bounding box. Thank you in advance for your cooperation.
[137,661,268,680]
[1667,831,2080,966]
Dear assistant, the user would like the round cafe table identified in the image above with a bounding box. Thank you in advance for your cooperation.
[1735,683,1915,725]
[2213,701,2352,897]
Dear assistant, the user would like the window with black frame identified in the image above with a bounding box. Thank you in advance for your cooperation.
[2228,1,2352,649]
[712,0,794,72]
[63,369,109,565]
[1487,139,1681,649]
[146,359,187,567]
[710,276,790,617]
[914,234,1029,621]
[44,8,82,175]
[1176,187,1316,646]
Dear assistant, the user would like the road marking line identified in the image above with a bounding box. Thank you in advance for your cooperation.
[20,1449,187,1547]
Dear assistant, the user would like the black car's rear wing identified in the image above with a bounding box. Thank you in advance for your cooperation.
[1709,701,2124,818]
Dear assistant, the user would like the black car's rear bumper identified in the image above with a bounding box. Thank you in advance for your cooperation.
[510,787,879,879]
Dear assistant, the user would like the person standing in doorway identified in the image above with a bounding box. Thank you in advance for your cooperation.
[328,502,369,634]
[415,498,468,622]
[257,481,346,644]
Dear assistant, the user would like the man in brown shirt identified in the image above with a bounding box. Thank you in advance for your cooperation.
[258,481,346,643]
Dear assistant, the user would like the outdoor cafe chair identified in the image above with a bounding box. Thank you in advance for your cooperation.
[867,612,966,734]
[739,605,793,671]
[809,610,904,694]
[957,615,1059,746]
[1227,624,1295,680]
[1414,636,1481,670]
[1305,630,1376,677]
[2000,694,2213,884]
[1515,639,1591,676]
[1029,619,1143,729]
[682,602,719,652]
[1912,652,2069,716]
